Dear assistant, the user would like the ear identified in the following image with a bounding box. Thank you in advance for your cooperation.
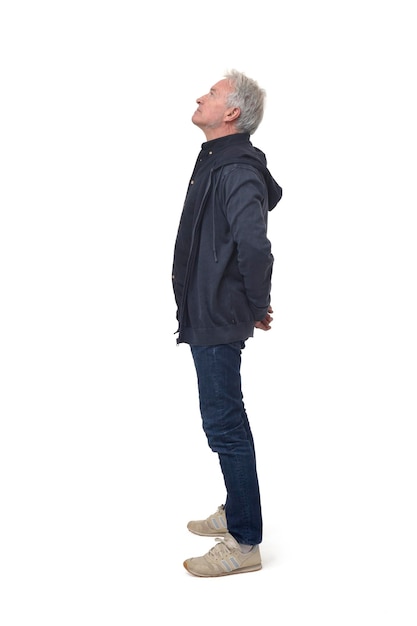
[225,107,241,122]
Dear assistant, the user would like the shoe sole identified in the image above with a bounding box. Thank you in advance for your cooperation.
[187,527,228,537]
[183,561,262,577]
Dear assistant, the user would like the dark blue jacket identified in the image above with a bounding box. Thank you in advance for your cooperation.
[172,133,282,345]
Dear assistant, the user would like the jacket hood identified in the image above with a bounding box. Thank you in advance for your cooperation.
[259,157,283,211]
[205,134,282,211]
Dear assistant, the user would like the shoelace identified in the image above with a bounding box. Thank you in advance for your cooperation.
[210,505,225,520]
[208,537,235,559]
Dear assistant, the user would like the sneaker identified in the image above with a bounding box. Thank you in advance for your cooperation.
[183,533,262,577]
[187,505,228,537]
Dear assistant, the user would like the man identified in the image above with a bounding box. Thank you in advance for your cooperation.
[172,70,282,577]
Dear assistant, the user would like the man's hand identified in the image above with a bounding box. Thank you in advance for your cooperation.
[254,305,273,331]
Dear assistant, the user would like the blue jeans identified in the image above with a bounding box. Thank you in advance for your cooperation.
[190,341,262,545]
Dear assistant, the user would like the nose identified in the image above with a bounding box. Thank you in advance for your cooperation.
[196,94,205,104]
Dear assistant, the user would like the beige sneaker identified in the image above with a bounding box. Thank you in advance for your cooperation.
[187,505,228,537]
[183,533,262,577]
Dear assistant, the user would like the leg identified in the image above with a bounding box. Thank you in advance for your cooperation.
[190,342,262,546]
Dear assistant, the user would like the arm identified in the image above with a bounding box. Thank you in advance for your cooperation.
[222,165,274,321]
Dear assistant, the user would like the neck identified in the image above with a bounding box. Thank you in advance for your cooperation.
[200,124,239,142]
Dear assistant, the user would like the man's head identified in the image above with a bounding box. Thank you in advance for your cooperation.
[192,70,265,141]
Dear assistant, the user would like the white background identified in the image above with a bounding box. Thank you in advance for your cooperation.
[1,1,416,624]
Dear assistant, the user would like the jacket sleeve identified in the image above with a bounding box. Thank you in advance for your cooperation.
[221,164,273,321]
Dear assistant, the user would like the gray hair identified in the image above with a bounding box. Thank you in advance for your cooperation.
[224,69,266,135]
